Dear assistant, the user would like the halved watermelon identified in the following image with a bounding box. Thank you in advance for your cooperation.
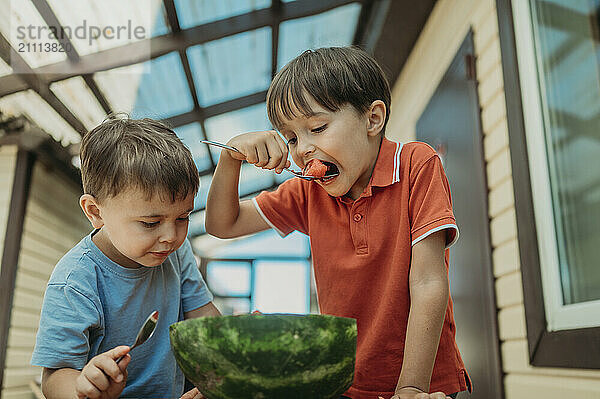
[169,314,357,399]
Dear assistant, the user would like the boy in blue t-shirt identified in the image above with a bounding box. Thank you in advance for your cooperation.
[31,116,220,398]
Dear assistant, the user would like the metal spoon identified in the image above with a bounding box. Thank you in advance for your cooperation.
[201,140,339,181]
[116,310,159,364]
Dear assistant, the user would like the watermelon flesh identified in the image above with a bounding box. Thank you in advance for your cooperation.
[304,159,328,178]
[170,314,357,399]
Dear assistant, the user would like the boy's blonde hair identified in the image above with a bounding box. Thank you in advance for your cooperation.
[80,115,199,202]
[267,46,391,133]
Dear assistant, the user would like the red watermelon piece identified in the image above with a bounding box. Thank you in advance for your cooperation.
[304,159,328,178]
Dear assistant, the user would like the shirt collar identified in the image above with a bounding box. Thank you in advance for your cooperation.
[336,137,403,202]
[370,137,403,188]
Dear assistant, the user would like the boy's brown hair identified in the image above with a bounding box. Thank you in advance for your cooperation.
[80,115,199,202]
[266,46,391,133]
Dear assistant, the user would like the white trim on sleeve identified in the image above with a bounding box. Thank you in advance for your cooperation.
[411,223,459,248]
[252,198,286,237]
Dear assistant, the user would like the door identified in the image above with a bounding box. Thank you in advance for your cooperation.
[416,31,503,399]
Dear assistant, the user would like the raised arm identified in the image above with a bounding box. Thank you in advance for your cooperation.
[205,131,289,238]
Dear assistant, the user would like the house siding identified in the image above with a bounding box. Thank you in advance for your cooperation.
[386,0,600,397]
[2,161,88,399]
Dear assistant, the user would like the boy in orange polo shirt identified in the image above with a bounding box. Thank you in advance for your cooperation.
[204,46,471,399]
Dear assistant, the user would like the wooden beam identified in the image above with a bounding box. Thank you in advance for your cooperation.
[271,0,282,78]
[0,149,36,392]
[0,0,364,97]
[353,0,391,53]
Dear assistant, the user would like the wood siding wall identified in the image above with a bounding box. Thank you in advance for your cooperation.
[386,0,600,397]
[2,160,89,399]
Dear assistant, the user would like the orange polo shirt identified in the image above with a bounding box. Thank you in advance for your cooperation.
[253,138,470,398]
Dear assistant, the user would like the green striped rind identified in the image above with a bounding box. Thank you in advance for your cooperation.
[169,314,357,399]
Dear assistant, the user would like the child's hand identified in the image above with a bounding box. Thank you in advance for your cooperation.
[180,387,206,399]
[75,345,130,399]
[226,131,291,173]
[381,387,452,399]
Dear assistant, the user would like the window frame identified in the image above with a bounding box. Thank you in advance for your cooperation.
[496,0,600,369]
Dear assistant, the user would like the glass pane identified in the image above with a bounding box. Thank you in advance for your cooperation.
[173,122,212,172]
[204,103,283,195]
[187,28,271,107]
[211,230,311,259]
[204,103,271,155]
[531,0,600,304]
[188,210,205,237]
[207,261,252,297]
[130,52,194,119]
[194,175,213,212]
[152,3,170,36]
[254,260,310,314]
[175,0,271,29]
[278,3,362,69]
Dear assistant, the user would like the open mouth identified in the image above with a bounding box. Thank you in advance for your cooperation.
[303,159,339,180]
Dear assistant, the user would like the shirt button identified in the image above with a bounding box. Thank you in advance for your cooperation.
[353,214,362,222]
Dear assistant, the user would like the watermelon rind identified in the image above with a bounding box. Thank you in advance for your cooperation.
[170,313,357,399]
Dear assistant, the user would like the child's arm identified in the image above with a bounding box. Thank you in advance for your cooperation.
[394,230,452,399]
[42,346,130,399]
[205,131,290,239]
[184,301,221,319]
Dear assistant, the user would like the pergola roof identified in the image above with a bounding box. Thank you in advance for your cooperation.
[0,0,433,238]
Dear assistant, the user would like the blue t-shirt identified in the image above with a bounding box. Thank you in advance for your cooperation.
[31,231,213,397]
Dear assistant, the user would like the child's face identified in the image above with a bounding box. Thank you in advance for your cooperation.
[85,188,194,268]
[278,96,383,199]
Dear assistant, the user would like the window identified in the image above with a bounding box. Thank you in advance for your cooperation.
[499,0,600,368]
[514,0,600,329]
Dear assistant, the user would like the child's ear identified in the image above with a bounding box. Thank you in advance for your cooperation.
[80,194,104,229]
[366,100,386,137]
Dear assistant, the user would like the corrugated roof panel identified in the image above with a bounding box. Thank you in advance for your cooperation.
[45,0,161,56]
[174,122,212,172]
[0,58,12,77]
[129,52,194,119]
[187,28,271,107]
[175,0,271,29]
[2,0,67,68]
[50,77,107,131]
[278,3,361,68]
[94,63,145,115]
[0,90,81,145]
